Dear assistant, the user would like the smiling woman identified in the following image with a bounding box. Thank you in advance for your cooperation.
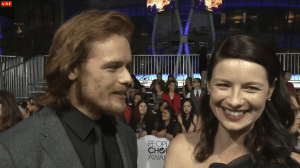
[163,35,300,168]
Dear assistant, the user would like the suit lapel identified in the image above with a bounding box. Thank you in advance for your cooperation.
[37,107,83,168]
[113,117,133,168]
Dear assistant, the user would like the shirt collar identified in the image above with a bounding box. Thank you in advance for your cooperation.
[58,106,97,141]
[194,89,201,92]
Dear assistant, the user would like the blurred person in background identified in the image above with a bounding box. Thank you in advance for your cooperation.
[182,77,194,98]
[198,45,208,84]
[141,87,150,103]
[151,106,182,140]
[177,99,198,133]
[0,90,23,133]
[166,74,178,87]
[153,100,170,130]
[126,75,140,104]
[129,100,155,138]
[131,92,143,111]
[162,81,181,115]
[150,72,165,92]
[152,83,164,112]
[284,71,296,93]
[186,78,203,116]
[23,97,44,119]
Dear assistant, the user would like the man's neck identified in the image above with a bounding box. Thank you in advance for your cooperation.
[213,123,250,160]
[194,87,201,91]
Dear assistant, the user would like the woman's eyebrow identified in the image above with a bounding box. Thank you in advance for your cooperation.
[213,78,264,86]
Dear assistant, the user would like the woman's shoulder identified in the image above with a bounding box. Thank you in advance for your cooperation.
[291,152,300,165]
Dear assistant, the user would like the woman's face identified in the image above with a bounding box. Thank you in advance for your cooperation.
[139,102,147,115]
[183,101,192,114]
[26,101,36,112]
[168,83,176,92]
[160,102,168,112]
[162,109,171,121]
[186,78,192,85]
[155,84,160,91]
[207,59,275,132]
[134,95,142,105]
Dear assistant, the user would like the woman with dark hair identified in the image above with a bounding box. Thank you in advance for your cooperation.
[152,100,170,130]
[164,35,300,167]
[152,83,164,112]
[152,106,182,140]
[131,92,143,111]
[161,81,181,115]
[166,74,178,87]
[182,77,194,98]
[177,98,198,133]
[126,75,140,104]
[24,97,43,119]
[0,90,23,132]
[129,100,155,138]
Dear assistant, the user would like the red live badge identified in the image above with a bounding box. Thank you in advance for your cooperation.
[1,1,12,7]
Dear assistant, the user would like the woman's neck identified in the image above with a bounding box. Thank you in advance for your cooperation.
[213,123,250,159]
[165,120,170,126]
[169,91,174,94]
[185,113,190,119]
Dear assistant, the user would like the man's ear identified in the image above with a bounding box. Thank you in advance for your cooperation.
[68,67,80,80]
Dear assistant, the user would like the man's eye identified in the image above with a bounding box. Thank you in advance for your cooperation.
[217,84,228,88]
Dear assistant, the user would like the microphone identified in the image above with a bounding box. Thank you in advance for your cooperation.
[209,163,230,168]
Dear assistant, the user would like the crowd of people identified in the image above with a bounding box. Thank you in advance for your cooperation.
[1,9,300,168]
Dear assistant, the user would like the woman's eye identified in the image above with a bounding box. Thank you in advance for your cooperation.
[247,87,259,90]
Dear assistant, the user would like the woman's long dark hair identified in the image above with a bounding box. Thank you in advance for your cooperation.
[184,77,194,95]
[157,105,177,132]
[133,100,154,123]
[195,35,295,167]
[180,98,197,131]
[0,90,24,132]
[164,81,180,94]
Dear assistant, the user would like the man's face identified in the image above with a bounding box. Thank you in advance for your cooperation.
[157,74,162,81]
[68,35,133,119]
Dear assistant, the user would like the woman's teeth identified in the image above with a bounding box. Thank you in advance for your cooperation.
[225,110,245,116]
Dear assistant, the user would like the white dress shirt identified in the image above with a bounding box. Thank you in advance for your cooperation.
[186,89,202,98]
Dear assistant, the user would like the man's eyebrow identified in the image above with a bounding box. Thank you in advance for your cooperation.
[104,61,133,66]
[213,78,264,86]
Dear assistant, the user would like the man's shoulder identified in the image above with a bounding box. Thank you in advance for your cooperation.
[0,106,58,142]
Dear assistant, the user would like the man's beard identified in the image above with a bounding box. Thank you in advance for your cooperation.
[75,78,127,119]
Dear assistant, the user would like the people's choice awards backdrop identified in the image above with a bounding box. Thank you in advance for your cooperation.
[137,135,170,168]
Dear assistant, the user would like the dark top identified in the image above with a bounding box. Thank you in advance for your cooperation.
[227,154,300,168]
[129,115,155,135]
[198,47,208,72]
[56,106,123,168]
[156,120,182,138]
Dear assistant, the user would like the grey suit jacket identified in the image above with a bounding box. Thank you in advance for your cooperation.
[0,106,138,168]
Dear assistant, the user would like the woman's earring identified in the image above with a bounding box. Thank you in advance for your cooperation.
[207,92,210,95]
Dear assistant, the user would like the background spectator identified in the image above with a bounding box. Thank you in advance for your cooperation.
[198,46,208,84]
[126,75,140,104]
[130,100,155,139]
[177,99,198,133]
[131,93,143,111]
[284,71,295,93]
[0,90,23,132]
[152,106,182,140]
[24,97,43,119]
[153,100,170,130]
[152,83,164,112]
[150,72,165,92]
[182,77,194,98]
[186,78,203,116]
[166,74,178,87]
[162,81,181,115]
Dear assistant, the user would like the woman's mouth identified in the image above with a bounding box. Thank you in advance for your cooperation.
[222,108,249,121]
